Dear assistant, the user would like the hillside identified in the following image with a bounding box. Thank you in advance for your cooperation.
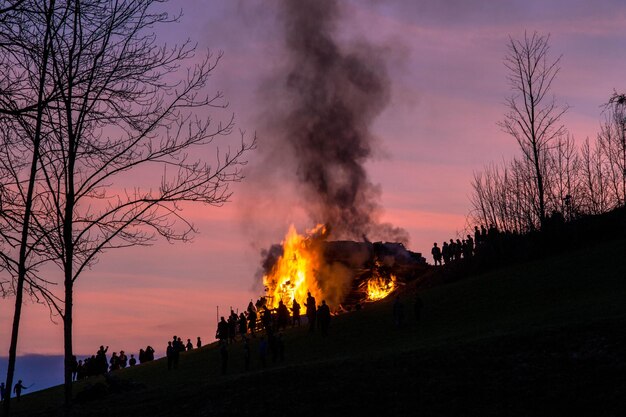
[7,237,626,417]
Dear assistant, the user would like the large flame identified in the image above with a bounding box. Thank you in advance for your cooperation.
[263,224,326,309]
[366,274,397,301]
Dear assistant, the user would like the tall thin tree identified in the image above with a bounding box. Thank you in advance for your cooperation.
[498,32,568,228]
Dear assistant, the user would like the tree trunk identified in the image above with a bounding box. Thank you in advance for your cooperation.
[3,3,54,413]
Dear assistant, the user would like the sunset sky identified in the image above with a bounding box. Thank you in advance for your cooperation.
[2,0,625,358]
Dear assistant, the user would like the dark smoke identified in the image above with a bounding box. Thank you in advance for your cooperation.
[244,0,408,243]
[257,0,408,244]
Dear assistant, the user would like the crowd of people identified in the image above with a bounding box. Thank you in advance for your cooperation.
[431,224,499,265]
[70,340,188,380]
[212,291,337,375]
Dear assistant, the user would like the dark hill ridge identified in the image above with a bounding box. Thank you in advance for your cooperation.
[7,237,626,417]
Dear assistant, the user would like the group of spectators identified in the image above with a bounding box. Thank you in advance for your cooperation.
[71,344,158,380]
[165,336,201,370]
[213,291,336,375]
[431,224,499,266]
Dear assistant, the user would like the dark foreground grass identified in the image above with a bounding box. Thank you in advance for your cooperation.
[8,238,626,417]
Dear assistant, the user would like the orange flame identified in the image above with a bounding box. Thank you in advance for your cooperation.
[366,274,397,301]
[263,224,326,309]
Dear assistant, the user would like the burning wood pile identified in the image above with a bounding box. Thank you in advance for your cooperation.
[262,225,426,311]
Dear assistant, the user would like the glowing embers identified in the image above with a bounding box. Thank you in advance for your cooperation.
[262,224,327,309]
[365,274,397,301]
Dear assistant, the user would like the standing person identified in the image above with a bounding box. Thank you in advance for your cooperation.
[317,300,331,336]
[166,341,174,371]
[70,355,78,381]
[129,354,137,367]
[238,313,248,339]
[276,300,289,330]
[172,337,182,369]
[292,298,301,326]
[118,351,128,368]
[196,336,202,349]
[466,235,474,257]
[186,339,193,351]
[216,317,229,344]
[442,241,450,264]
[109,352,120,371]
[305,291,317,333]
[431,242,442,266]
[13,380,27,402]
[248,308,258,337]
[145,345,155,362]
[96,345,109,374]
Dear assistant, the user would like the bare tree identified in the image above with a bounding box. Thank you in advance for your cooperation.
[1,0,255,410]
[0,0,26,16]
[544,134,581,220]
[599,92,626,207]
[498,32,568,229]
[0,1,59,414]
[580,137,610,214]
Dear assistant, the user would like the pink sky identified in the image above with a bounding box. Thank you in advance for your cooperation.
[2,0,626,357]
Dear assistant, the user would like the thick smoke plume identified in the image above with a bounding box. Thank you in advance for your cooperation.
[269,0,408,243]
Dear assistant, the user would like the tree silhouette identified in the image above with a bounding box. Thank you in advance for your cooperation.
[0,0,255,411]
[499,32,568,229]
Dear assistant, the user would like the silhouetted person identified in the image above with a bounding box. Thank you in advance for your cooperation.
[228,310,238,344]
[261,306,273,332]
[70,355,78,381]
[318,300,331,336]
[197,337,202,349]
[481,225,487,241]
[449,239,456,261]
[474,225,481,245]
[0,382,6,402]
[277,300,289,330]
[119,351,128,368]
[146,345,155,361]
[173,337,182,368]
[186,339,193,351]
[431,242,442,266]
[220,341,228,375]
[292,299,301,326]
[239,312,248,339]
[96,345,109,374]
[455,239,463,259]
[139,348,146,364]
[13,380,27,402]
[216,316,229,343]
[129,354,137,367]
[442,241,451,264]
[305,291,317,332]
[166,341,174,370]
[110,352,120,371]
[392,295,405,327]
[248,308,258,337]
[466,235,474,257]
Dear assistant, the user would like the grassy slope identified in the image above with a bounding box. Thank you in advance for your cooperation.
[9,238,626,417]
